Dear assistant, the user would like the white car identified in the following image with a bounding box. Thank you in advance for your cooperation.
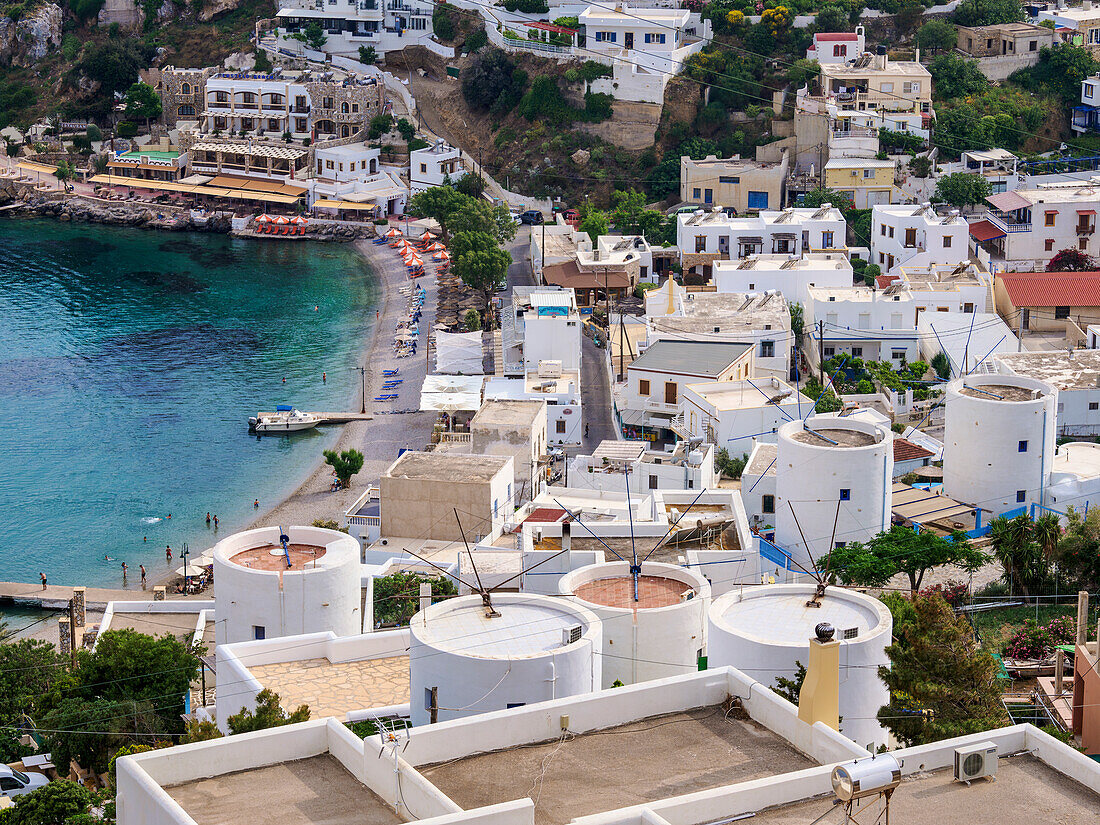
[0,766,48,799]
[546,446,565,459]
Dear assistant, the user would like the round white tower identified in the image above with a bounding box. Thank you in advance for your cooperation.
[708,583,892,748]
[558,561,711,688]
[212,525,362,647]
[943,374,1057,515]
[774,417,893,575]
[408,592,601,726]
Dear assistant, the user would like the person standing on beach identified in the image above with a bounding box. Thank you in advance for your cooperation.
[322,372,326,383]
[254,499,259,508]
[166,545,172,563]
[206,512,211,525]
[140,564,146,586]
[40,572,47,590]
[213,515,219,529]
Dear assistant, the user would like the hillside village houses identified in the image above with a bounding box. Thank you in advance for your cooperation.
[955,22,1055,80]
[870,203,969,274]
[678,152,789,212]
[711,252,854,306]
[822,157,898,208]
[813,48,935,139]
[532,222,652,300]
[805,25,866,64]
[268,0,436,58]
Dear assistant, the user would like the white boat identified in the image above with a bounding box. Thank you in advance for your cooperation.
[248,407,320,434]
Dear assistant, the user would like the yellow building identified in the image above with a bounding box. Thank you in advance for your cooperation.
[822,157,898,208]
[679,151,789,212]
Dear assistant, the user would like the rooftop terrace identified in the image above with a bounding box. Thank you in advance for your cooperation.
[229,543,326,570]
[246,656,409,719]
[420,706,816,825]
[748,756,1099,825]
[165,755,402,825]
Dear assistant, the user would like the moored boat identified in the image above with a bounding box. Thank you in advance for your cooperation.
[248,406,320,434]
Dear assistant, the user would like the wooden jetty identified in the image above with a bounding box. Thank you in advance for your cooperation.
[252,411,373,425]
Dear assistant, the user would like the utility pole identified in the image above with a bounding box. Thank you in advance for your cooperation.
[1017,310,1024,352]
[818,319,825,385]
[358,366,367,414]
[429,686,438,723]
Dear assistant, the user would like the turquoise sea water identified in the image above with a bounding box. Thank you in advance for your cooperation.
[0,219,375,591]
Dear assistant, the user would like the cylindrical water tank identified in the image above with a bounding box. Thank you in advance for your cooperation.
[213,525,362,647]
[832,754,902,800]
[775,417,892,575]
[943,374,1057,515]
[707,583,892,748]
[559,561,711,688]
[408,593,601,726]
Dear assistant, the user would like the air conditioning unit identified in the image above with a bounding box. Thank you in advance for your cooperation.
[562,625,582,645]
[954,742,997,784]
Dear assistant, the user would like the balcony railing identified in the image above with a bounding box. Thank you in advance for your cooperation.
[1078,224,1096,235]
[644,399,679,413]
[986,211,1032,234]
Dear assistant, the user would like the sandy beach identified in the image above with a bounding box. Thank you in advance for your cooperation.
[246,226,441,531]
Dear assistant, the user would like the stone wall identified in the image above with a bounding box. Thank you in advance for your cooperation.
[156,68,215,127]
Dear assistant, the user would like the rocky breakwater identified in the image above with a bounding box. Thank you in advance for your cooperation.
[4,190,232,233]
[0,3,61,67]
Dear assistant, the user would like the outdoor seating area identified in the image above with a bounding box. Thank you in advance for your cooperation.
[254,214,309,235]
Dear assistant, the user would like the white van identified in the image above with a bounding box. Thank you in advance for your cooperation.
[0,766,48,799]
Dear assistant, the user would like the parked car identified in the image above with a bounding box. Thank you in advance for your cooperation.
[0,766,49,799]
[510,213,522,226]
[546,446,565,459]
[519,210,544,225]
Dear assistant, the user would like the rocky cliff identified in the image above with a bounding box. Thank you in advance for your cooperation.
[0,3,62,68]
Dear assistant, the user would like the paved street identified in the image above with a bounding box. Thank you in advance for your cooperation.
[581,333,617,451]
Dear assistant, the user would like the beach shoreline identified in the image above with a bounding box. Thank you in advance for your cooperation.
[242,230,440,534]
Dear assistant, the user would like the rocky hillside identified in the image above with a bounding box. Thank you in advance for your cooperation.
[0,3,62,68]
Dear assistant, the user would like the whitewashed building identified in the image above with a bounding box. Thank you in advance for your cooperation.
[270,0,436,59]
[502,286,582,377]
[483,371,583,446]
[678,377,812,448]
[804,284,921,367]
[806,27,866,64]
[712,253,854,306]
[567,440,720,493]
[996,350,1100,437]
[409,140,464,193]
[870,203,968,274]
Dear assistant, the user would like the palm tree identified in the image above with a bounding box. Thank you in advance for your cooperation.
[1032,513,1062,561]
[989,515,1050,599]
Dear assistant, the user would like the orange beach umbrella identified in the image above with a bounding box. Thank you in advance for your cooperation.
[385,227,402,238]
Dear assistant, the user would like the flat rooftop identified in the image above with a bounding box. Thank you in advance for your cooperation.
[229,543,326,570]
[996,350,1100,390]
[791,427,877,447]
[688,379,805,412]
[573,574,693,608]
[746,443,778,477]
[958,383,1043,401]
[748,756,1100,825]
[420,706,816,825]
[166,755,403,825]
[385,451,510,482]
[630,340,752,377]
[471,399,545,429]
[104,611,199,642]
[246,656,409,719]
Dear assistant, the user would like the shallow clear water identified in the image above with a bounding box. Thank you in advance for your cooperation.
[0,219,375,588]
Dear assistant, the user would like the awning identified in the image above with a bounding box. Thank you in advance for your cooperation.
[17,161,57,174]
[1078,209,1097,215]
[968,219,1006,242]
[986,190,1032,211]
[737,236,764,244]
[314,198,378,210]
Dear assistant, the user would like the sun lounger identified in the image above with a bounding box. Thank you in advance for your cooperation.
[382,368,399,376]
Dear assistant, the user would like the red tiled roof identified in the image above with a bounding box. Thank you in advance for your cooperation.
[522,507,568,524]
[894,438,934,462]
[525,20,577,34]
[998,271,1100,308]
[876,274,900,289]
[816,33,859,41]
[969,219,1006,242]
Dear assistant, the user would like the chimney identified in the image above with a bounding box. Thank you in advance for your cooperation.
[561,520,572,553]
[797,622,840,732]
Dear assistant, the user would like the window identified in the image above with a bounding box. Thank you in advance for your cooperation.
[1030,40,1038,51]
[1081,238,1090,251]
[823,346,836,357]
[839,488,850,501]
[880,82,893,93]
[594,31,616,42]
[1017,490,1026,503]
[986,38,993,49]
[863,169,874,179]
[323,96,334,109]
[420,163,427,173]
[695,235,706,253]
[822,231,834,248]
[704,188,713,204]
[493,499,499,518]
[644,32,666,44]
[760,340,775,358]
[181,82,191,95]
[1088,85,1096,99]
[556,419,566,434]
[0,778,21,792]
[719,175,740,184]
[1045,212,1056,227]
[649,474,658,489]
[891,349,906,361]
[341,101,350,113]
[268,118,279,130]
[1055,306,1071,319]
[835,542,847,549]
[843,627,859,640]
[747,190,769,210]
[833,43,846,57]
[178,104,195,117]
[693,187,701,199]
[1090,402,1099,411]
[253,625,266,640]
[943,235,952,248]
[215,91,228,103]
[888,226,894,238]
[762,494,775,514]
[1045,239,1055,251]
[1018,440,1028,452]
[880,223,887,236]
[964,302,974,313]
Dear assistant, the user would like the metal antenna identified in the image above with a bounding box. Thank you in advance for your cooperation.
[548,499,630,562]
[640,487,709,564]
[455,508,498,618]
[807,500,842,608]
[785,501,826,583]
[623,468,640,603]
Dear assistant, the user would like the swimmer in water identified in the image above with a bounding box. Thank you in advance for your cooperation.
[167,513,172,520]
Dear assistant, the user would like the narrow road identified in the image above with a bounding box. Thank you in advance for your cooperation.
[581,333,617,451]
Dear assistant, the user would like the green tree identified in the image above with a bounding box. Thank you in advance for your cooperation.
[462,49,528,115]
[42,696,166,774]
[813,4,849,31]
[929,54,987,100]
[1056,506,1100,588]
[454,172,486,199]
[123,82,162,128]
[1047,247,1096,271]
[917,20,957,53]
[323,448,364,487]
[987,515,1050,597]
[226,689,310,735]
[610,188,663,239]
[55,160,76,190]
[578,209,609,242]
[303,20,328,50]
[1015,44,1099,103]
[180,719,223,743]
[447,198,517,244]
[452,231,512,312]
[464,308,482,331]
[0,780,92,825]
[786,58,820,88]
[74,629,199,733]
[372,572,458,626]
[253,49,272,73]
[789,302,804,347]
[406,185,470,241]
[909,156,933,178]
[0,639,66,726]
[878,594,1006,745]
[714,448,748,480]
[78,40,156,97]
[818,525,989,594]
[772,661,807,705]
[933,172,991,208]
[952,0,1024,27]
[358,45,378,65]
[367,113,394,140]
[67,0,106,23]
[395,117,415,142]
[931,350,951,380]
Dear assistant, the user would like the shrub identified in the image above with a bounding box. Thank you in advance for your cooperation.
[464,28,487,53]
[367,113,394,139]
[1002,617,1075,660]
[502,0,548,11]
[462,49,527,115]
[253,48,272,72]
[115,121,138,138]
[920,579,970,609]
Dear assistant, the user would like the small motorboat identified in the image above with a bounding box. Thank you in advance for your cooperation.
[248,406,320,434]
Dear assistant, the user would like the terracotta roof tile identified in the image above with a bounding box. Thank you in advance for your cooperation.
[998,271,1100,308]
